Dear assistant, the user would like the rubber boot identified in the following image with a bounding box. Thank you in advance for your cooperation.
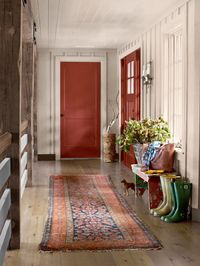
[161,182,176,221]
[162,180,183,221]
[164,181,192,223]
[154,177,172,217]
[150,176,166,215]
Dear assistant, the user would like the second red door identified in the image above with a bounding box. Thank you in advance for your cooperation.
[121,49,141,168]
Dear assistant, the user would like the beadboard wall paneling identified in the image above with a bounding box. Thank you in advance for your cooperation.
[118,0,200,208]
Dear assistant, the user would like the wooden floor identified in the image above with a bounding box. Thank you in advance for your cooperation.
[4,160,200,266]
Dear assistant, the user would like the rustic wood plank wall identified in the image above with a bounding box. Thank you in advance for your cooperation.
[22,43,34,186]
[0,0,22,249]
[0,0,36,251]
[33,47,38,161]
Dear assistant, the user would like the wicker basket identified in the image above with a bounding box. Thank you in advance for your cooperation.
[103,133,116,162]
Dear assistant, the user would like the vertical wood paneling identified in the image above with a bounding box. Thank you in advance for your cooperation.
[142,33,147,118]
[22,42,35,186]
[155,22,162,117]
[146,31,151,117]
[160,20,166,117]
[151,26,156,118]
[193,0,200,208]
[118,0,200,208]
[33,47,38,160]
[185,0,200,208]
[50,51,55,154]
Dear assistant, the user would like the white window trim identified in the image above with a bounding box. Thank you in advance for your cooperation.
[161,23,186,155]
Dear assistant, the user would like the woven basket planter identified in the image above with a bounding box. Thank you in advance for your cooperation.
[103,133,116,162]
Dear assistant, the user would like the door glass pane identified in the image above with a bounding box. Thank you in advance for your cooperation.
[127,63,131,78]
[127,79,131,94]
[131,61,134,77]
[131,78,134,94]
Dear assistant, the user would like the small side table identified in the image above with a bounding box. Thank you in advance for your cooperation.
[131,164,163,210]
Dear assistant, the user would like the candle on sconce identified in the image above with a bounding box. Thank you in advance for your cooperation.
[142,64,146,77]
[146,62,151,75]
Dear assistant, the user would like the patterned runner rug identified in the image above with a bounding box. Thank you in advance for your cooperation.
[40,175,161,251]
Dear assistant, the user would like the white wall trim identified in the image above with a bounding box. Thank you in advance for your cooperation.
[54,55,107,160]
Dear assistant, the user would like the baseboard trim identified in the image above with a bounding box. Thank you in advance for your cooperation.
[38,154,56,161]
[192,208,200,222]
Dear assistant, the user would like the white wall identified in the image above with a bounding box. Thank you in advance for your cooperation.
[118,0,200,208]
[37,48,118,157]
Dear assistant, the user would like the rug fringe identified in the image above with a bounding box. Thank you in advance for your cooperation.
[39,245,162,253]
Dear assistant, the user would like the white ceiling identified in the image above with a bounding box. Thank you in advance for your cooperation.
[30,0,181,49]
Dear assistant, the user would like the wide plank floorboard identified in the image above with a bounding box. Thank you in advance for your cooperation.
[4,160,200,266]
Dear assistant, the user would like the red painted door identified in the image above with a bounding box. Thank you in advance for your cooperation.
[60,62,101,158]
[121,49,141,168]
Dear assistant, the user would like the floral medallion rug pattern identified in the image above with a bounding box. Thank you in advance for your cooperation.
[40,175,161,251]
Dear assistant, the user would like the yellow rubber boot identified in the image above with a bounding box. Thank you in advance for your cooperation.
[151,176,167,215]
[154,177,172,217]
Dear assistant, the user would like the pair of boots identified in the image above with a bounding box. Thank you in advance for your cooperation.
[151,177,192,222]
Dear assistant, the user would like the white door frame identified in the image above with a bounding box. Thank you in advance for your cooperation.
[55,55,107,160]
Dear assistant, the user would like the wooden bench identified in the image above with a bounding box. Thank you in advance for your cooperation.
[131,164,163,210]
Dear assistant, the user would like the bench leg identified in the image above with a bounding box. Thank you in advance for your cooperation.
[148,176,163,210]
[135,174,148,197]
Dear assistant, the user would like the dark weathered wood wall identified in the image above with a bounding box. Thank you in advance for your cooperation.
[0,0,22,249]
[33,48,38,161]
[0,0,37,250]
[22,42,34,186]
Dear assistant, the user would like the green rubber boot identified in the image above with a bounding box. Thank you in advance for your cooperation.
[164,181,192,223]
[161,182,176,221]
[154,177,172,217]
[151,176,167,215]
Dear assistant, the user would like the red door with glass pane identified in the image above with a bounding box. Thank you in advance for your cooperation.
[121,49,141,168]
[60,62,101,158]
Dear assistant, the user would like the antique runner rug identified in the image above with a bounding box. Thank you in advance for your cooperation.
[40,175,161,251]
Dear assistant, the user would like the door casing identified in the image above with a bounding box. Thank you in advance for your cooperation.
[55,55,107,160]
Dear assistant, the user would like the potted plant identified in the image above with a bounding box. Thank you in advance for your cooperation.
[117,117,171,165]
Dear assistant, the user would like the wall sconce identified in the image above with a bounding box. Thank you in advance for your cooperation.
[33,21,37,45]
[142,61,153,85]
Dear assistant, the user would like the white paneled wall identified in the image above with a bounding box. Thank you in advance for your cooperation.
[118,0,200,208]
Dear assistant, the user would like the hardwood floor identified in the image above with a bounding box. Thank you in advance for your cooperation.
[4,160,200,266]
